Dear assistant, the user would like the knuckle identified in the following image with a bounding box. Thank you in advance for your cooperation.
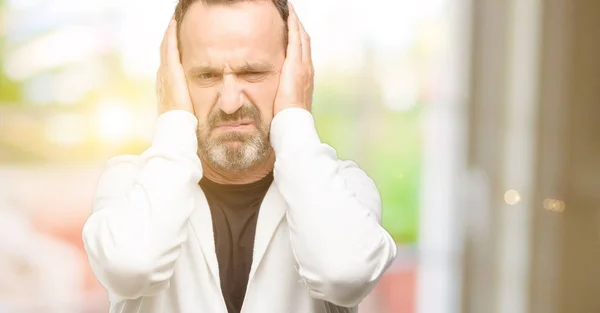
[156,74,165,85]
[301,72,309,81]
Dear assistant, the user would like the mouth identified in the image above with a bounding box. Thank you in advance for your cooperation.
[214,121,255,132]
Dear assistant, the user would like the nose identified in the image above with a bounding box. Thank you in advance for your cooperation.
[217,75,243,115]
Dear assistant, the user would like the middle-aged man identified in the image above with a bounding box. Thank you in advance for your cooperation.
[82,1,398,313]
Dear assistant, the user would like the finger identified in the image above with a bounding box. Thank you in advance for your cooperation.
[297,19,312,67]
[166,19,182,68]
[160,20,171,67]
[286,2,302,60]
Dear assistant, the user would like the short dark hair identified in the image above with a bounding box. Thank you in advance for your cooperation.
[174,0,289,44]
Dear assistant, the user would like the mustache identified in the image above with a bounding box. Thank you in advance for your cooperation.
[208,105,262,129]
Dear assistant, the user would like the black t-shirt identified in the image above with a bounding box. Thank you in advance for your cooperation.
[199,172,274,313]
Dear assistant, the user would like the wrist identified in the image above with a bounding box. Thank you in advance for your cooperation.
[274,103,309,115]
[153,110,199,155]
[270,108,320,155]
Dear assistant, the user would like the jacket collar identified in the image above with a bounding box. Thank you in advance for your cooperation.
[189,182,287,288]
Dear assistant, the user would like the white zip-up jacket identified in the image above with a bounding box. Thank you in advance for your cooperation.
[82,108,397,313]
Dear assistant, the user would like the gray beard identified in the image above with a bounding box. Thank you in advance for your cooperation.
[198,129,271,173]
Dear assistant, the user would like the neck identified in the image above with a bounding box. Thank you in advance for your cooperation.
[200,150,275,185]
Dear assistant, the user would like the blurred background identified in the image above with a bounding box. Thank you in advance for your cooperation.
[0,0,599,312]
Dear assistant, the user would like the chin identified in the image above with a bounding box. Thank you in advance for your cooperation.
[204,141,266,173]
[198,128,271,172]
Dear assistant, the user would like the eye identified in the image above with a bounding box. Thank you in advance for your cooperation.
[241,71,268,82]
[191,72,221,86]
[197,73,217,80]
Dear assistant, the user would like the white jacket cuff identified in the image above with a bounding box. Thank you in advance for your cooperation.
[153,110,199,155]
[270,108,320,155]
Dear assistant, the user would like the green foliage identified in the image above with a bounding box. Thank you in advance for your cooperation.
[0,76,21,104]
[367,108,421,243]
[0,21,22,104]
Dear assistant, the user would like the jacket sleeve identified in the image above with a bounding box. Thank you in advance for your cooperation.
[82,110,202,301]
[270,108,398,308]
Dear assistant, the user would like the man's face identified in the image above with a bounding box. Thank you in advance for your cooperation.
[179,1,286,172]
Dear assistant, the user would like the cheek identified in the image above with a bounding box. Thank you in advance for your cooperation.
[188,84,217,121]
[245,76,280,120]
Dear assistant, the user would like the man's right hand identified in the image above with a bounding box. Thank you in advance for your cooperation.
[156,18,194,115]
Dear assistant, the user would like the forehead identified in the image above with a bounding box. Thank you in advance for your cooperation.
[179,1,285,66]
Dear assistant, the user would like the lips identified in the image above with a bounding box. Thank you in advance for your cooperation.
[213,121,256,133]
[217,121,253,128]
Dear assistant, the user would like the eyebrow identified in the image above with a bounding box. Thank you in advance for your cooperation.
[187,61,274,76]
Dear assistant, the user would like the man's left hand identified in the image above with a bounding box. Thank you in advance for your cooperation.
[274,2,314,114]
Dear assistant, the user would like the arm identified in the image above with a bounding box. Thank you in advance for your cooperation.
[82,110,201,300]
[271,108,398,307]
